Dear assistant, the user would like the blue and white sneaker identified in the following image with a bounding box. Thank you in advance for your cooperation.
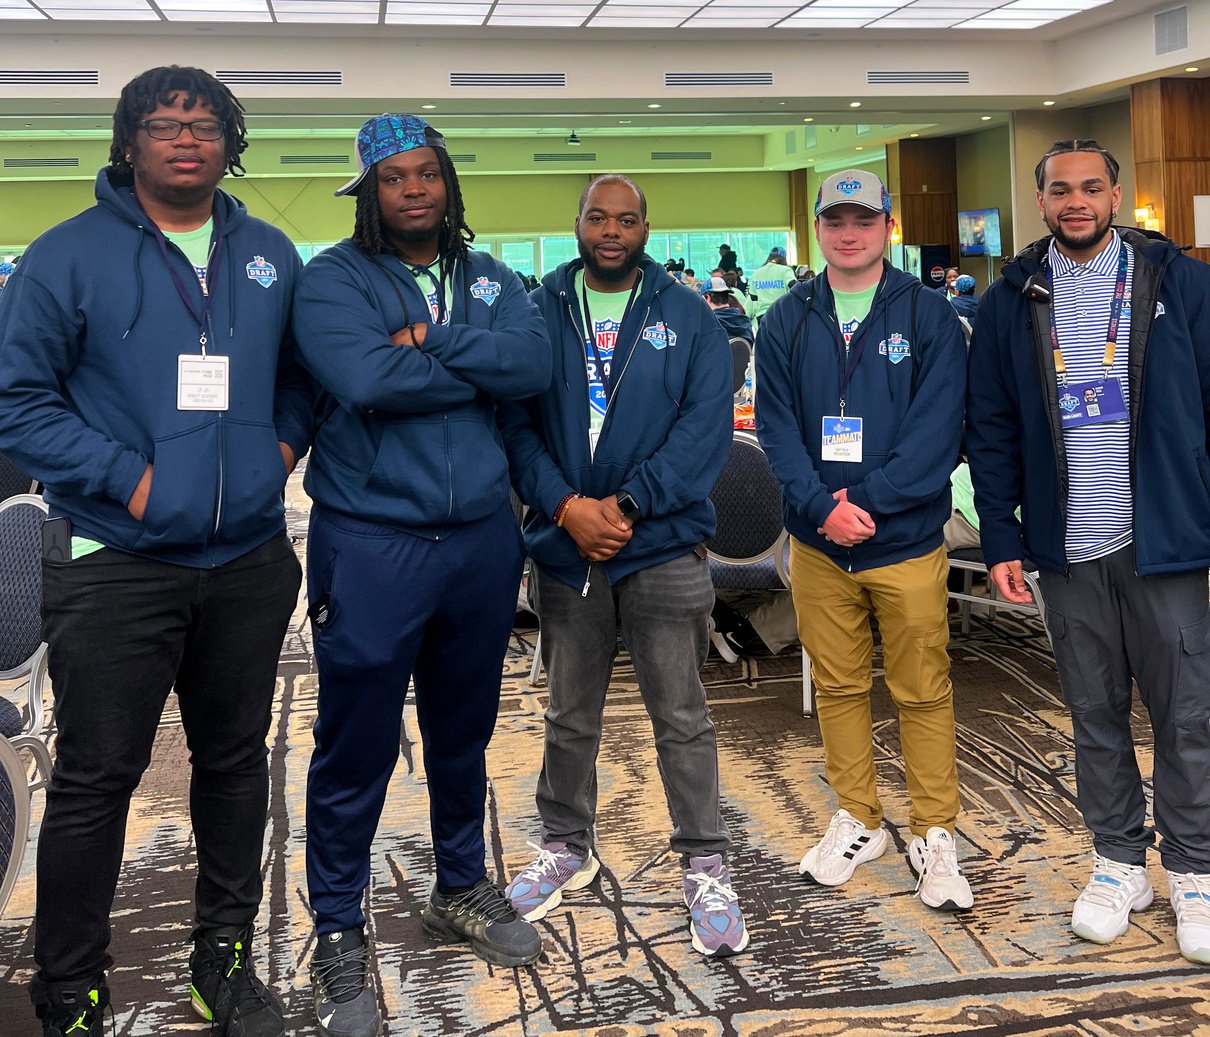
[506,840,600,921]
[683,854,749,956]
[1168,870,1210,965]
[1071,852,1153,944]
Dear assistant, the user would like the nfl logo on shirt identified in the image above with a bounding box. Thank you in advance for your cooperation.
[879,332,911,364]
[245,256,277,288]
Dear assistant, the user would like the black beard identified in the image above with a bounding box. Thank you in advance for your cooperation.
[578,238,643,284]
[1046,212,1113,255]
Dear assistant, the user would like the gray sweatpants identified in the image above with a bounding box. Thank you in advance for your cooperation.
[531,554,731,860]
[1039,546,1210,873]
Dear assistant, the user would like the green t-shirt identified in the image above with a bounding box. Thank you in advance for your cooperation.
[402,257,455,326]
[748,262,796,320]
[163,218,214,287]
[950,463,978,531]
[832,284,878,343]
[575,269,641,437]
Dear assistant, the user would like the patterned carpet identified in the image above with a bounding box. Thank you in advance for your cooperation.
[2,480,1208,1035]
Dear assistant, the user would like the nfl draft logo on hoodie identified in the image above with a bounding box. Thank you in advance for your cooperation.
[470,276,501,307]
[246,256,277,288]
[641,322,677,350]
[878,332,911,364]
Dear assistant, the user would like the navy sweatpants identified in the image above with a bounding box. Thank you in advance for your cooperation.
[304,502,524,934]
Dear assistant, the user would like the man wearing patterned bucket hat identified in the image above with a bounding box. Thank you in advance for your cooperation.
[755,169,973,912]
[293,114,552,1037]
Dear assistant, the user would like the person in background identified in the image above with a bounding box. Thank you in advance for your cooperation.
[717,242,738,273]
[756,168,972,914]
[702,274,753,344]
[795,265,815,282]
[292,113,551,1037]
[748,246,796,325]
[938,266,959,297]
[0,64,312,1037]
[0,260,13,292]
[500,173,748,959]
[967,137,1210,967]
[950,274,979,321]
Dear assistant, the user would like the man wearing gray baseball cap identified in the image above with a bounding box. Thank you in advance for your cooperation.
[755,169,973,911]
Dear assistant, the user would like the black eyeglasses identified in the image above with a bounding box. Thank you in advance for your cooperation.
[138,118,225,141]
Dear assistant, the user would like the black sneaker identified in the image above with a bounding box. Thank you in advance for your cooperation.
[32,977,109,1037]
[311,928,382,1037]
[421,878,543,966]
[189,925,285,1036]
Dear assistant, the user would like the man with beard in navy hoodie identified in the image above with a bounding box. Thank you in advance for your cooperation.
[499,174,748,958]
[0,66,312,1037]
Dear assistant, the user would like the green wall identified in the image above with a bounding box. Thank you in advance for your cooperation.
[955,125,1014,291]
[0,169,790,250]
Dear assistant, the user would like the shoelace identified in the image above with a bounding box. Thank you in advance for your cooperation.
[519,841,571,882]
[914,837,961,896]
[312,941,370,1004]
[449,880,519,923]
[1170,872,1210,923]
[210,940,273,1029]
[1079,855,1146,911]
[685,870,738,913]
[819,814,864,857]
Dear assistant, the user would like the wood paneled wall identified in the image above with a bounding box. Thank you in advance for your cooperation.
[1131,77,1210,264]
[887,137,960,262]
[789,168,812,267]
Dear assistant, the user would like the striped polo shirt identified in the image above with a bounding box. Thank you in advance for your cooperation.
[1049,231,1134,563]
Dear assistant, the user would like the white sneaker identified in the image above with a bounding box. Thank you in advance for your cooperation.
[707,617,740,663]
[1167,870,1210,965]
[1071,853,1153,944]
[799,808,887,886]
[908,827,973,911]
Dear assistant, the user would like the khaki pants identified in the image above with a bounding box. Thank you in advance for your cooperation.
[790,541,959,836]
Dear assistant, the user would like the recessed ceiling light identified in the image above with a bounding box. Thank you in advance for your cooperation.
[849,101,862,108]
[777,101,786,105]
[803,117,814,123]
[1043,100,1056,106]
[1186,66,1200,72]
[647,103,662,109]
[909,132,919,138]
[981,115,992,121]
[618,119,632,124]
[421,104,437,110]
[855,146,864,151]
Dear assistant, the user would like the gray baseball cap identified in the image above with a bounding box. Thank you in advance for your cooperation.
[814,169,893,218]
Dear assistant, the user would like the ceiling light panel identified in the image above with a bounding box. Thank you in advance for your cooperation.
[875,14,963,24]
[780,16,872,24]
[491,3,596,13]
[806,0,904,9]
[41,7,158,16]
[0,4,49,12]
[785,7,893,17]
[590,14,684,24]
[275,0,379,10]
[955,15,1048,26]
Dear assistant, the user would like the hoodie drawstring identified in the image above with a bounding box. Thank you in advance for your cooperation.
[121,228,147,339]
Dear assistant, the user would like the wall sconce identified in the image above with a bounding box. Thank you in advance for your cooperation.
[1134,203,1160,232]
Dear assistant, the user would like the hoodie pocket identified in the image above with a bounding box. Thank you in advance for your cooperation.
[217,420,288,544]
[133,423,220,548]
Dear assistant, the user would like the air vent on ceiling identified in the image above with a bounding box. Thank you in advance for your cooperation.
[664,72,774,88]
[534,152,597,163]
[651,151,712,161]
[866,70,969,85]
[450,72,566,88]
[0,70,99,86]
[4,157,80,168]
[448,154,477,163]
[280,155,349,165]
[215,70,343,86]
[1154,7,1188,55]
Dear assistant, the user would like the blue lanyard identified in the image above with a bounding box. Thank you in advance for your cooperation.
[135,189,223,352]
[1047,240,1128,383]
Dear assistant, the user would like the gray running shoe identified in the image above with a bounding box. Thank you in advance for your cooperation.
[422,878,543,966]
[311,927,382,1037]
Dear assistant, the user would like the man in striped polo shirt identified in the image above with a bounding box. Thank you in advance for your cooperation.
[967,139,1210,966]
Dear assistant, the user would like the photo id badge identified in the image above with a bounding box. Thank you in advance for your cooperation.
[178,354,230,411]
[1058,377,1127,428]
[821,415,863,462]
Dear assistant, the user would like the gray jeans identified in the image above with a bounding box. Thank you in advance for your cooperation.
[531,553,731,859]
[1039,546,1210,873]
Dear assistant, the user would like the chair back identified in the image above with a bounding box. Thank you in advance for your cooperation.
[0,495,48,680]
[706,431,785,565]
[0,453,35,502]
[727,337,751,395]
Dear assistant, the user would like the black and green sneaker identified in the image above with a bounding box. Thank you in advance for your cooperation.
[32,977,109,1037]
[189,924,285,1037]
[421,878,543,967]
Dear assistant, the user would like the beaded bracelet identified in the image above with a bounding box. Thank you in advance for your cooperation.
[554,492,582,527]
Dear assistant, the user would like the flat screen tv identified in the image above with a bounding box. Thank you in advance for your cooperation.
[958,207,1002,258]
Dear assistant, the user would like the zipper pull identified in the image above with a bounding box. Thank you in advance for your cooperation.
[581,567,592,597]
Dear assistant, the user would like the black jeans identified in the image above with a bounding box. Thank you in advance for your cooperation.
[34,534,301,985]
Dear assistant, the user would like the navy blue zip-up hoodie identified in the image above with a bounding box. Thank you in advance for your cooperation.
[756,262,966,571]
[498,256,732,590]
[0,169,313,567]
[293,242,551,531]
[967,228,1210,577]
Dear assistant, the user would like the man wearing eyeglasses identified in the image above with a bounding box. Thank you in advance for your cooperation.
[967,138,1210,966]
[0,66,313,1036]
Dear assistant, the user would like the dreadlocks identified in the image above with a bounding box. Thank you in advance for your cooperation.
[108,65,248,186]
[351,148,475,261]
